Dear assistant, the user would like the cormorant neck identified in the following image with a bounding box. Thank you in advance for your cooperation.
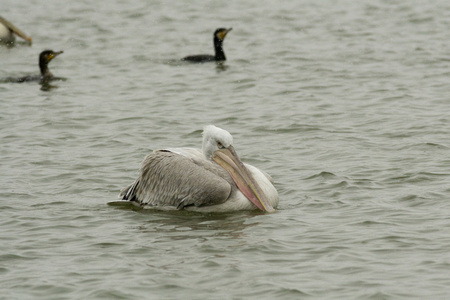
[214,38,226,61]
[39,60,53,78]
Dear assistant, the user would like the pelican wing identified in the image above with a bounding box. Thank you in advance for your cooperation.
[120,150,233,209]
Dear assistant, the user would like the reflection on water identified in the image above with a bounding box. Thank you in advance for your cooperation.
[215,62,229,72]
[40,81,64,91]
[118,207,262,239]
[0,76,66,91]
[108,196,265,240]
[0,40,32,48]
[162,58,230,71]
[40,82,57,91]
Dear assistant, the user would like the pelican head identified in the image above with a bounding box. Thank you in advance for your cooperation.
[202,125,234,159]
[202,125,275,212]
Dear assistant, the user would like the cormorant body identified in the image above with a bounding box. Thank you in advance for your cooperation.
[13,50,63,83]
[182,28,232,63]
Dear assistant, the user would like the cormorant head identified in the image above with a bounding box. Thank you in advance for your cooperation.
[39,50,63,76]
[214,28,232,42]
[39,50,63,66]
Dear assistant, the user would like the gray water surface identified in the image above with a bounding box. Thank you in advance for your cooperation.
[2,0,450,299]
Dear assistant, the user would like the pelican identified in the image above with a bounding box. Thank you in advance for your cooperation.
[0,16,32,45]
[116,125,278,212]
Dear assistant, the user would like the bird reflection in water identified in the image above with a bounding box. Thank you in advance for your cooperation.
[216,62,229,72]
[144,210,261,240]
[111,205,263,240]
[40,81,59,91]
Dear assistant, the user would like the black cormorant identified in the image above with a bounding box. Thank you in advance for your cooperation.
[13,50,64,83]
[182,28,232,63]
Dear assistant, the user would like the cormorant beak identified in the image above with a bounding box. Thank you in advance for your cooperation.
[48,51,63,61]
[217,28,232,41]
[212,145,275,213]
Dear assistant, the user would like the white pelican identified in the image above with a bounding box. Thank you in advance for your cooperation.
[117,125,278,212]
[0,16,32,45]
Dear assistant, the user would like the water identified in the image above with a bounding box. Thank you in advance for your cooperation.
[1,0,450,298]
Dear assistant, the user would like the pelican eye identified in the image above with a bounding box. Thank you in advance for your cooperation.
[217,142,225,149]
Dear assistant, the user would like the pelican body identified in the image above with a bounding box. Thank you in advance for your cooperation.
[0,16,32,45]
[118,125,278,213]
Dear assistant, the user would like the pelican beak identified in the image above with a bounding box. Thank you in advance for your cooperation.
[212,145,275,212]
[217,28,232,40]
[0,16,32,44]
